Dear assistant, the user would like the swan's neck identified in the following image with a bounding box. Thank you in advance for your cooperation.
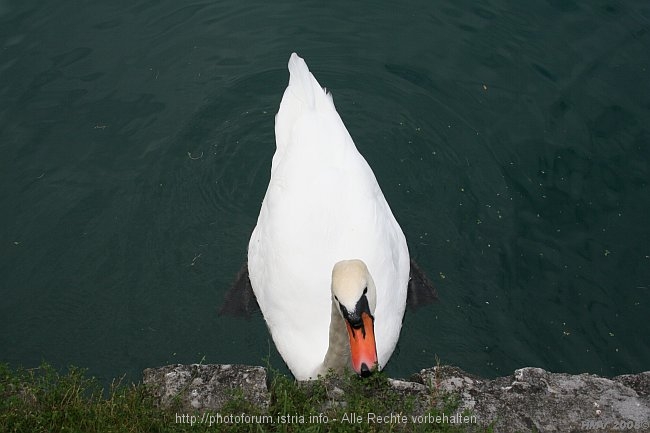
[318,299,350,377]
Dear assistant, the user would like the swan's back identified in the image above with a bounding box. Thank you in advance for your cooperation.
[249,53,409,380]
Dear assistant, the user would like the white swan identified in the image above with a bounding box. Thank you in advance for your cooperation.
[248,53,409,380]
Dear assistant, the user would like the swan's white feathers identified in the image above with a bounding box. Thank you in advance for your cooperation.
[248,53,409,380]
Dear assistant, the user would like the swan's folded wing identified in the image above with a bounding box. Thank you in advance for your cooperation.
[407,258,438,310]
[218,261,260,317]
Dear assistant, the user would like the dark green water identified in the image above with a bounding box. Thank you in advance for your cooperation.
[1,0,649,384]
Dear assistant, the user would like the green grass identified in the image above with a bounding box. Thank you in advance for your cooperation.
[0,362,490,432]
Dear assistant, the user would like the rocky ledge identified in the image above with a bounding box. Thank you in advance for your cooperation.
[143,364,650,433]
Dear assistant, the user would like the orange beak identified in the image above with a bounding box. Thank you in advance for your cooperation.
[345,311,378,377]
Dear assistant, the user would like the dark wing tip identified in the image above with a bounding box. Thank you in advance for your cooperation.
[218,260,260,318]
[406,258,439,311]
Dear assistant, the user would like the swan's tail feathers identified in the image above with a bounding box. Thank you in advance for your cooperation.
[288,53,316,108]
[287,52,333,109]
[275,53,336,154]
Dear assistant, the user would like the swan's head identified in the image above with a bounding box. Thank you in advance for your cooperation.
[331,259,378,377]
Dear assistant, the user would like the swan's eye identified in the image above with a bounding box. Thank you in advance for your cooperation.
[334,295,339,302]
[363,287,368,295]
